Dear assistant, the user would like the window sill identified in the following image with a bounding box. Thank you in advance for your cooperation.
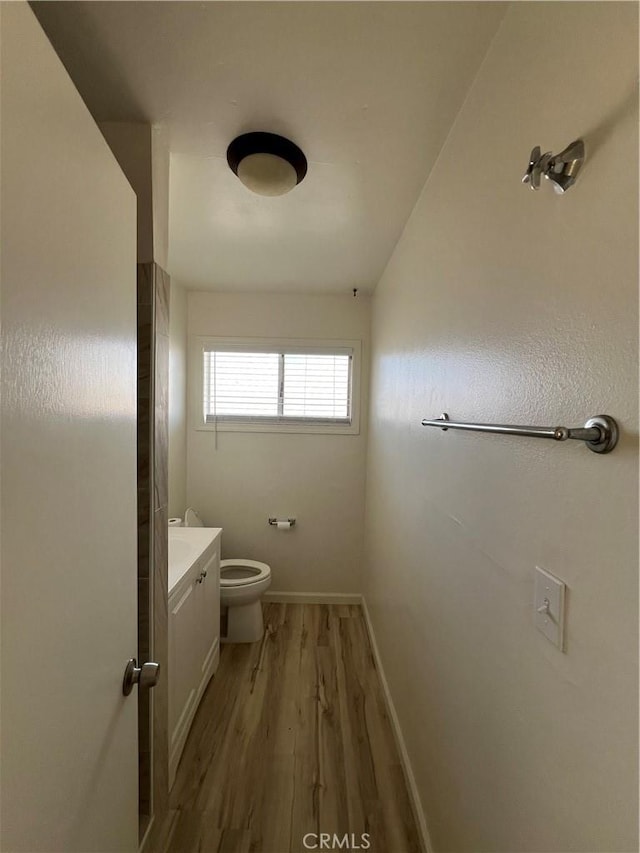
[194,421,360,436]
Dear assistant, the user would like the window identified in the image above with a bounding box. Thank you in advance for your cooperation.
[193,338,361,434]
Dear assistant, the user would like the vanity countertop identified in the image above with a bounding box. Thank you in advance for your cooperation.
[168,527,222,595]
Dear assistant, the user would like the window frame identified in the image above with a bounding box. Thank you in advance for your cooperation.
[190,336,362,435]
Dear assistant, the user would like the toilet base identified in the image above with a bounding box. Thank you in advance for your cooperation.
[222,599,264,643]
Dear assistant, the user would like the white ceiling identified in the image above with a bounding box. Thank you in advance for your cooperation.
[34,1,505,293]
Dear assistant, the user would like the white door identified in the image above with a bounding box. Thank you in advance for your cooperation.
[0,5,139,851]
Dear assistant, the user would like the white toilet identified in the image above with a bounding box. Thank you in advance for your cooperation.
[184,508,272,643]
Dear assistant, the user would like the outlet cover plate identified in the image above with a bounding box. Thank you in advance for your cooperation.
[534,566,566,651]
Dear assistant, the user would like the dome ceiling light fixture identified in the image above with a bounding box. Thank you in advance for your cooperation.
[226,131,307,197]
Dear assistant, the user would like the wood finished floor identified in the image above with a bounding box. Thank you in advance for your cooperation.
[155,603,422,853]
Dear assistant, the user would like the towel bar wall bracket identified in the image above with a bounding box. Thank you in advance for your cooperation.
[421,413,618,454]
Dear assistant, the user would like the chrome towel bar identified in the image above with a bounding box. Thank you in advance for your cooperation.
[420,413,618,454]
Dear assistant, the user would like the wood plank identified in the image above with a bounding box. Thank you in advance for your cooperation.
[169,642,256,813]
[316,641,349,836]
[272,604,303,756]
[290,604,320,850]
[215,613,276,830]
[343,612,422,853]
[162,603,422,853]
[331,610,374,844]
[166,810,251,853]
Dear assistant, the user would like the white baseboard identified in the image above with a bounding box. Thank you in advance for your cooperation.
[361,597,433,853]
[263,591,363,605]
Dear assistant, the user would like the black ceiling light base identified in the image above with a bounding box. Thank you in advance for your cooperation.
[226,132,307,186]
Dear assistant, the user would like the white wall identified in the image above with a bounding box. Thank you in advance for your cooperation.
[152,124,170,272]
[98,121,169,269]
[169,282,188,519]
[363,4,638,852]
[99,122,154,263]
[186,291,370,594]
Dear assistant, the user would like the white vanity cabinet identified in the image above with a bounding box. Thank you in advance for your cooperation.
[196,548,220,685]
[168,528,221,787]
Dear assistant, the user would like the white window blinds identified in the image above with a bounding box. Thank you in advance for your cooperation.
[203,346,352,426]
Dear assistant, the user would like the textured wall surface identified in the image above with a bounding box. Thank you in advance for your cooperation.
[363,4,638,851]
[186,291,370,594]
[168,282,188,520]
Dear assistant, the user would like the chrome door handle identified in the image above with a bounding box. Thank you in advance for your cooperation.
[122,658,160,696]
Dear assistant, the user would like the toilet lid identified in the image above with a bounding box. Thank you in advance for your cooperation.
[220,559,271,586]
[184,507,204,528]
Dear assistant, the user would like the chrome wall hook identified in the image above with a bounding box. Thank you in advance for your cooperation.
[522,139,585,194]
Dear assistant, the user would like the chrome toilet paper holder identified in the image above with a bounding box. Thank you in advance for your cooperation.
[268,517,296,527]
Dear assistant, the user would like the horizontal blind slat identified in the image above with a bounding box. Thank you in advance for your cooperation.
[203,349,351,424]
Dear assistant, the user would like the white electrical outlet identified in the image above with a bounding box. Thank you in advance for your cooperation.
[534,566,566,650]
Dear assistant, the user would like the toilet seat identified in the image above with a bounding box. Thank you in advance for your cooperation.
[220,559,271,587]
[184,507,204,528]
